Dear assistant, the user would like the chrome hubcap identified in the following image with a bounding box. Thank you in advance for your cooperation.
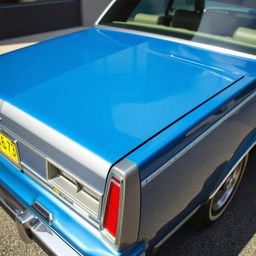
[212,162,242,213]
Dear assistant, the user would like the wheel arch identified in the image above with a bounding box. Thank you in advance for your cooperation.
[209,129,256,200]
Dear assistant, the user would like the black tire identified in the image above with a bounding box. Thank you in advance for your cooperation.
[190,155,248,228]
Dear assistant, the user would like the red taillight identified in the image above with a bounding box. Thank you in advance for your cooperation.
[104,177,121,237]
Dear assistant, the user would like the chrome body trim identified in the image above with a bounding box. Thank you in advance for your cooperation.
[0,123,104,200]
[1,102,110,178]
[0,99,4,113]
[0,185,81,256]
[96,25,256,61]
[22,161,100,228]
[0,101,104,226]
[101,159,140,250]
[95,0,117,25]
[0,128,101,228]
[152,144,252,253]
[22,162,53,189]
[141,88,256,187]
[46,158,101,219]
[46,158,101,201]
[152,206,200,255]
[16,210,37,243]
[32,201,53,225]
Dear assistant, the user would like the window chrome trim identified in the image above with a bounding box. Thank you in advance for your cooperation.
[96,25,256,61]
[141,87,256,187]
[95,0,117,25]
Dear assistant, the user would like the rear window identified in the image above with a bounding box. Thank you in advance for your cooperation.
[100,0,256,56]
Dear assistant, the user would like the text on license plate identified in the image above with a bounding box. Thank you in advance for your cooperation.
[0,132,19,164]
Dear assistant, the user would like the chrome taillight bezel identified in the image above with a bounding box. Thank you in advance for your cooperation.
[101,160,141,250]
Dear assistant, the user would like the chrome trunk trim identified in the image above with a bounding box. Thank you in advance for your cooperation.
[1,101,110,179]
[0,124,102,227]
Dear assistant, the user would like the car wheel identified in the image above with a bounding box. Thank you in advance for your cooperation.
[191,155,248,227]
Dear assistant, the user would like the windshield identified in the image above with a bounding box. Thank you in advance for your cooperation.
[99,0,256,55]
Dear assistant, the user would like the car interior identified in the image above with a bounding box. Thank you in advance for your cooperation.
[111,0,256,53]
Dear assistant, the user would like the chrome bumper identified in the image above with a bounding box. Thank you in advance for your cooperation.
[0,186,80,256]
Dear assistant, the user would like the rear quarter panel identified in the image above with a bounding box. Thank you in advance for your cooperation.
[127,75,256,250]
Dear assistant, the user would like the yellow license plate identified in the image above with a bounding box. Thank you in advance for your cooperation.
[0,132,20,164]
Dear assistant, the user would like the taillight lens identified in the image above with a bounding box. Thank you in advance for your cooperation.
[104,177,121,237]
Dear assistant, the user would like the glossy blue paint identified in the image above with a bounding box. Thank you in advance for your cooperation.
[136,76,256,248]
[127,75,256,179]
[0,27,252,166]
[0,156,145,256]
[1,25,256,255]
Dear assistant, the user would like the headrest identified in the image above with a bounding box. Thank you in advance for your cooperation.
[233,27,256,45]
[134,13,164,25]
[172,10,202,31]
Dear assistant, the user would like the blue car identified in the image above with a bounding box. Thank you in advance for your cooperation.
[0,0,256,255]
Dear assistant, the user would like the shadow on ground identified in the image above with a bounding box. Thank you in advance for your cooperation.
[158,152,256,256]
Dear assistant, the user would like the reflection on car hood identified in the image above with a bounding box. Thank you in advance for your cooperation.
[0,27,248,166]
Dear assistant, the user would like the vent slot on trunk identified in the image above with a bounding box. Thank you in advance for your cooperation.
[47,160,100,218]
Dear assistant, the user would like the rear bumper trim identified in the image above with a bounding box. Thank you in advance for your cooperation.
[0,185,81,256]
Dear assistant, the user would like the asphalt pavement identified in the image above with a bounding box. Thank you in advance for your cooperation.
[158,151,256,256]
[0,153,256,256]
